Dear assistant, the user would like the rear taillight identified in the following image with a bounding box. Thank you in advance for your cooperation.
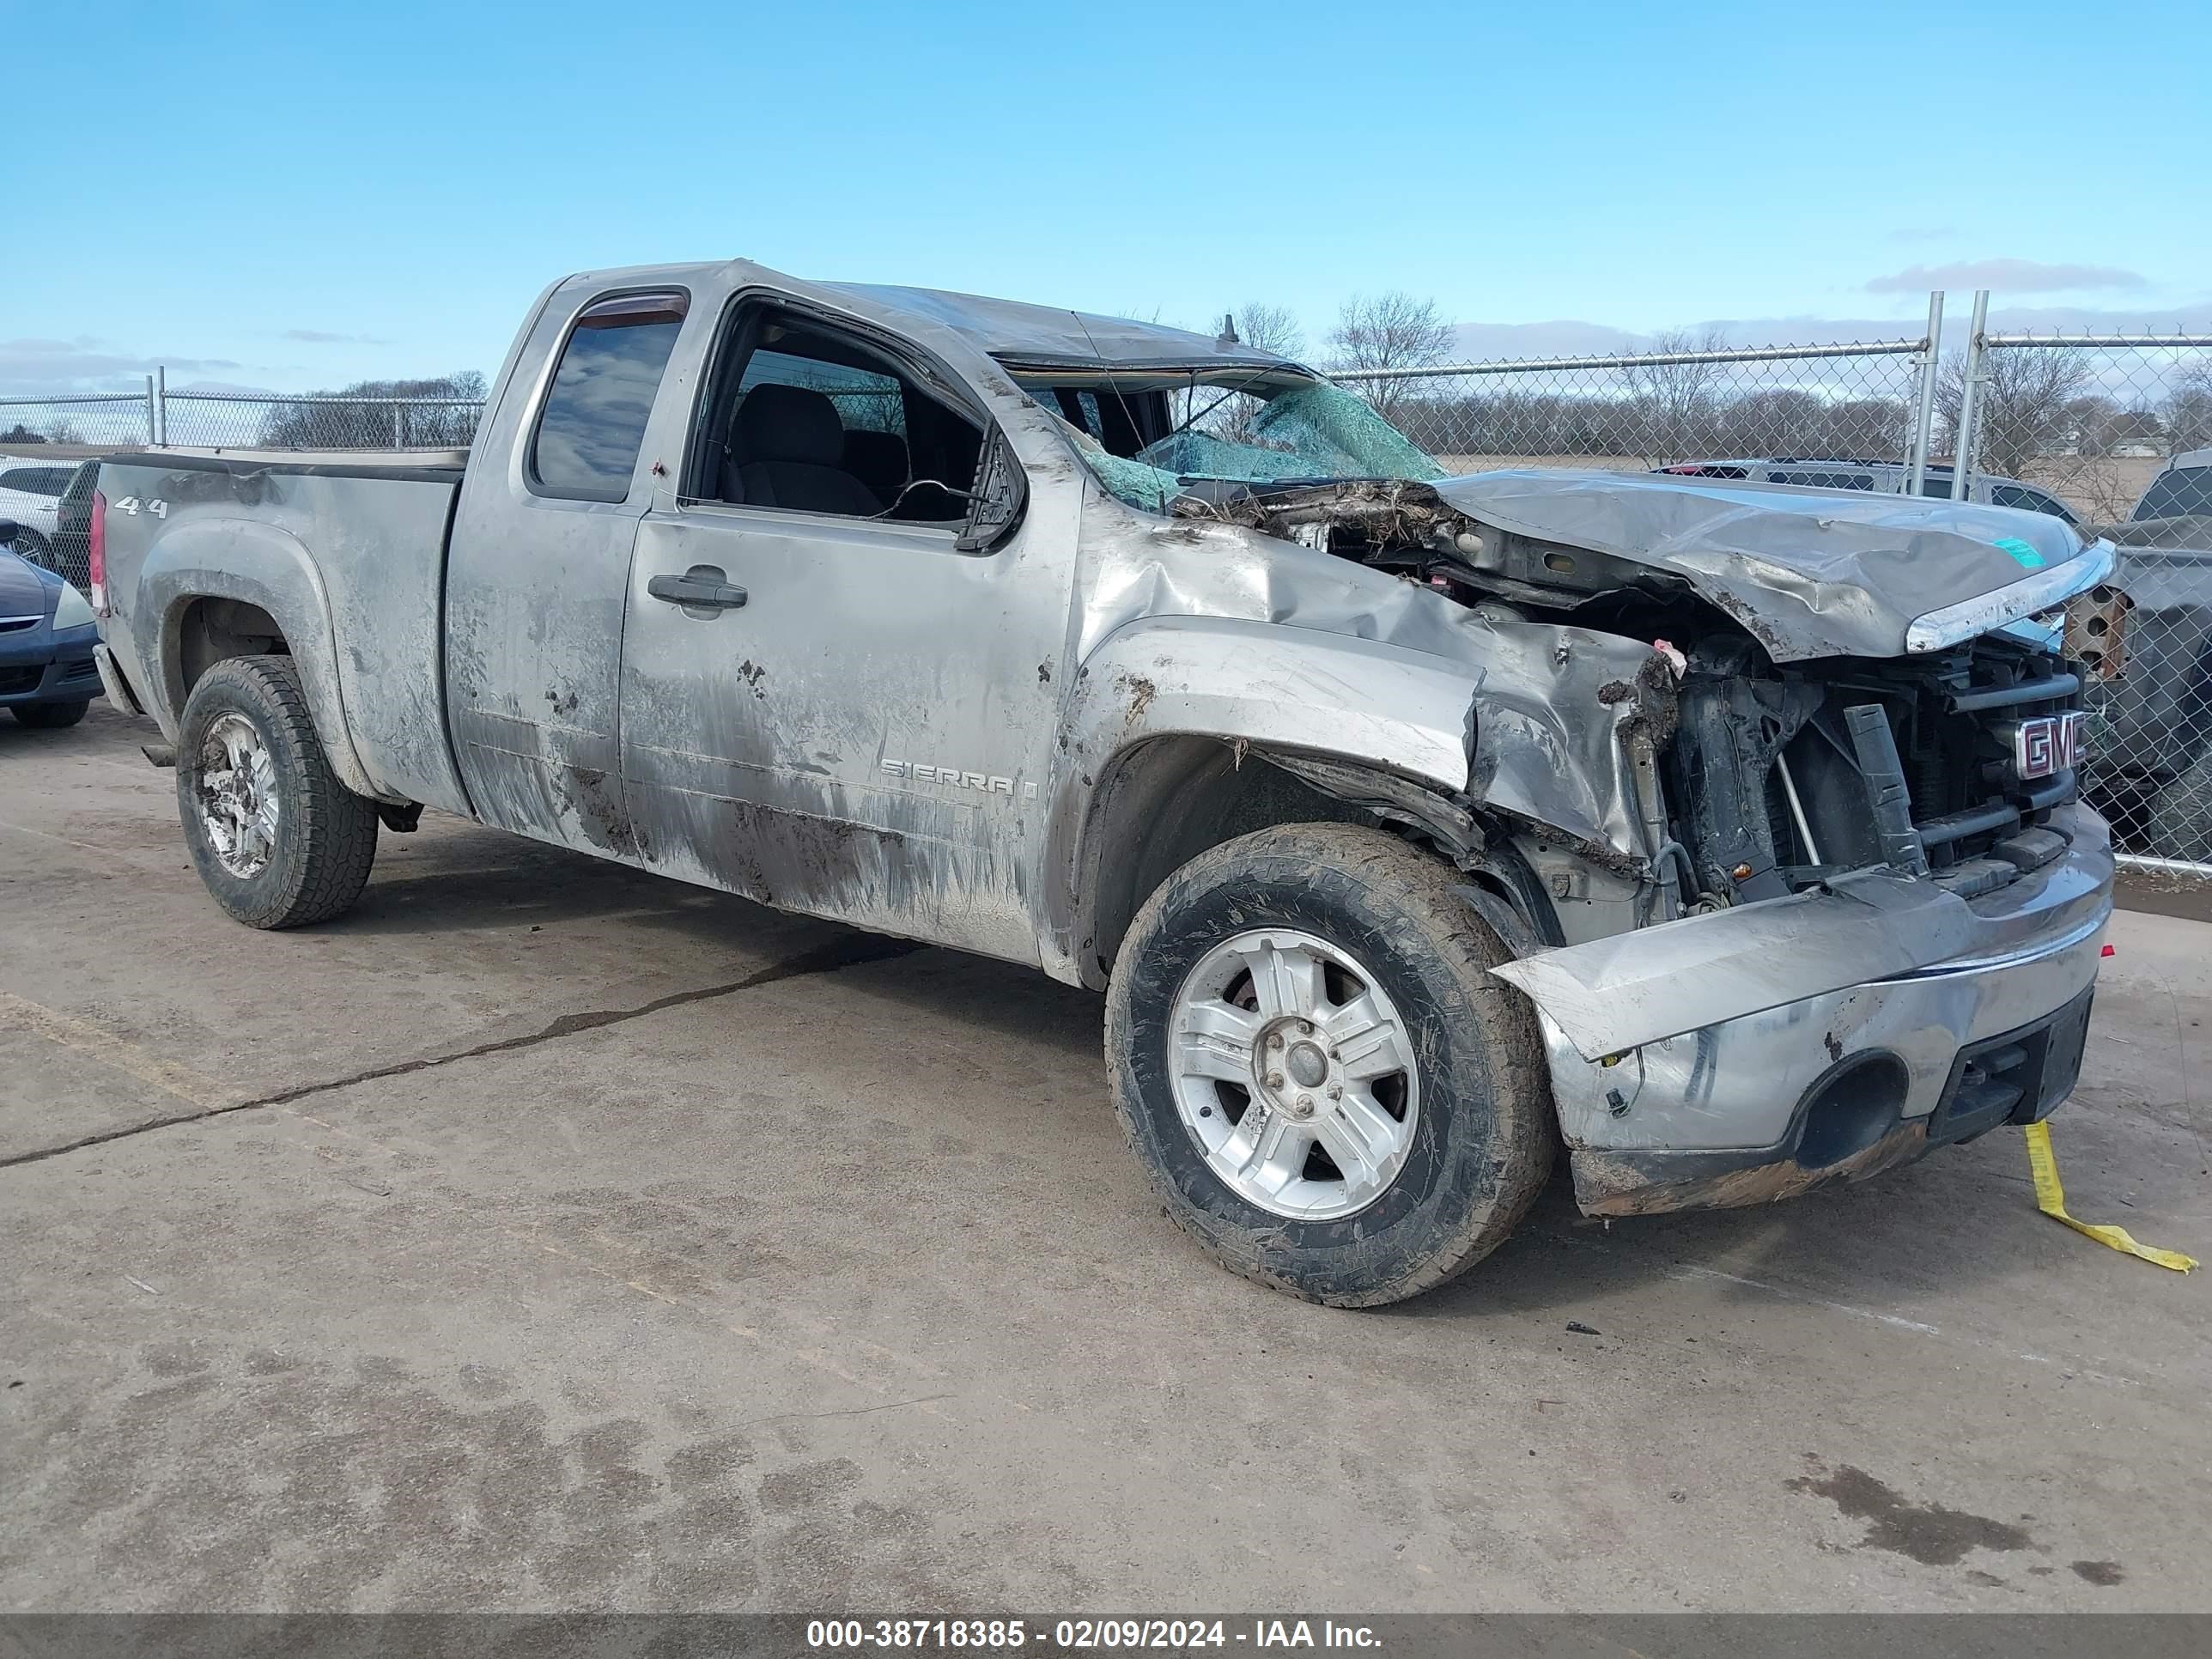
[88,489,106,617]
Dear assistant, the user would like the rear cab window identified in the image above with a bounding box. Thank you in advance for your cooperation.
[529,291,690,502]
[1989,483,2079,526]
[2134,466,2212,521]
[0,466,73,496]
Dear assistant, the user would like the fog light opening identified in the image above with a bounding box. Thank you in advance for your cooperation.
[1795,1053,1911,1171]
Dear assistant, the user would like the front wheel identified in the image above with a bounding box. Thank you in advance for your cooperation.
[175,655,379,928]
[1106,823,1554,1307]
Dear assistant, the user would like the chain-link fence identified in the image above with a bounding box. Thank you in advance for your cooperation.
[1956,329,2212,874]
[3,312,2209,873]
[162,392,483,449]
[0,386,484,453]
[1328,336,1936,477]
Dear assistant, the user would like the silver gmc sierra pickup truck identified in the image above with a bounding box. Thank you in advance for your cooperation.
[90,261,2120,1305]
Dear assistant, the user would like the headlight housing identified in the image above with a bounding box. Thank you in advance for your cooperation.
[52,580,95,630]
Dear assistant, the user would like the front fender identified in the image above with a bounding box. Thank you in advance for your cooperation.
[1066,613,1477,791]
[135,516,380,799]
[1042,614,1479,981]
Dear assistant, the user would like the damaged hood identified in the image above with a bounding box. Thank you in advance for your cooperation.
[1433,469,2113,660]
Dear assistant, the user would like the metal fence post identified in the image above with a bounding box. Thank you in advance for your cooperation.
[392,403,404,449]
[155,365,167,446]
[1905,292,1943,495]
[144,374,157,446]
[1951,289,1990,501]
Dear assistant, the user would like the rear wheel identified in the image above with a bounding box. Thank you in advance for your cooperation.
[175,655,379,928]
[1106,822,1554,1307]
[10,699,88,728]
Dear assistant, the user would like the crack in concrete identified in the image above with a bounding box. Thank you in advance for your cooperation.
[0,932,924,1172]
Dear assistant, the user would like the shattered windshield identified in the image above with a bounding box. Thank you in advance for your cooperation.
[1020,374,1445,514]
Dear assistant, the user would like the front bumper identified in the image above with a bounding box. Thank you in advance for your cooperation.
[0,623,100,708]
[1504,804,2113,1217]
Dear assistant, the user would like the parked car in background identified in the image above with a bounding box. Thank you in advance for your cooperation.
[0,455,70,568]
[0,518,102,726]
[1656,458,2081,526]
[2089,448,2212,859]
[45,460,98,594]
[2130,447,2212,521]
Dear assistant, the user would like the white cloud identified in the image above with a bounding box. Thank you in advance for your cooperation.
[1865,258,2147,295]
[0,337,243,395]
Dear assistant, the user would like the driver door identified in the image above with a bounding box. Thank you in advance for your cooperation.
[617,301,1054,963]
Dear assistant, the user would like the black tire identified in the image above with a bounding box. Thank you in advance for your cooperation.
[1106,822,1554,1308]
[175,655,378,928]
[2147,751,2212,864]
[10,699,88,728]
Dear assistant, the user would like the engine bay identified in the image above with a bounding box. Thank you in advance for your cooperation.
[1178,477,2089,913]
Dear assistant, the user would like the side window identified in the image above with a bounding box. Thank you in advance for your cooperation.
[530,290,688,502]
[700,312,982,523]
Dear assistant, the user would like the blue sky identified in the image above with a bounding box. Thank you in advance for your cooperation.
[6,0,2209,392]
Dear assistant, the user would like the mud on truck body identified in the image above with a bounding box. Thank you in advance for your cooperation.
[90,261,2118,1305]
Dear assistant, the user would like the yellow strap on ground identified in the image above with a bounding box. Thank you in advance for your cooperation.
[2022,1121,2197,1273]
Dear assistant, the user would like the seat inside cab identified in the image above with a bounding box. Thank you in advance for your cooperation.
[701,314,981,522]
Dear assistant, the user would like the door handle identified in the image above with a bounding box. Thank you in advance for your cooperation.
[647,565,749,610]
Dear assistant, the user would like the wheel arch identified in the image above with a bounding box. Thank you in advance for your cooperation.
[1042,616,1496,988]
[138,517,380,799]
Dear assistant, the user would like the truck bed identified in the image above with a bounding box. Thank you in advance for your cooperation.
[97,449,473,815]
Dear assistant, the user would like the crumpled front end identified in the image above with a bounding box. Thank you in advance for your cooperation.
[1050,452,2120,1212]
[1496,803,2111,1216]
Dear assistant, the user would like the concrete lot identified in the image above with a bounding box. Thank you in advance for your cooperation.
[3,705,2207,1614]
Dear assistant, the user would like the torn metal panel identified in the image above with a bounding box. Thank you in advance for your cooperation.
[1433,469,2112,660]
[1060,502,1670,860]
[1544,927,2104,1221]
[1490,804,2113,1061]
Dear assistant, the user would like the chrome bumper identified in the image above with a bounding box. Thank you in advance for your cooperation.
[1503,805,2114,1216]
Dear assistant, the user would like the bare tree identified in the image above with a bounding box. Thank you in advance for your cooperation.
[1231,302,1306,361]
[257,371,487,448]
[1186,305,1310,444]
[1618,326,1729,465]
[2165,360,2212,455]
[2062,394,2121,456]
[1328,292,1454,425]
[1938,343,2089,479]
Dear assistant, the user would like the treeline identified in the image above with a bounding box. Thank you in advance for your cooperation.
[252,373,487,448]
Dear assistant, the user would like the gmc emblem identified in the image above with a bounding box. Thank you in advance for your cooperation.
[2014,711,2085,781]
